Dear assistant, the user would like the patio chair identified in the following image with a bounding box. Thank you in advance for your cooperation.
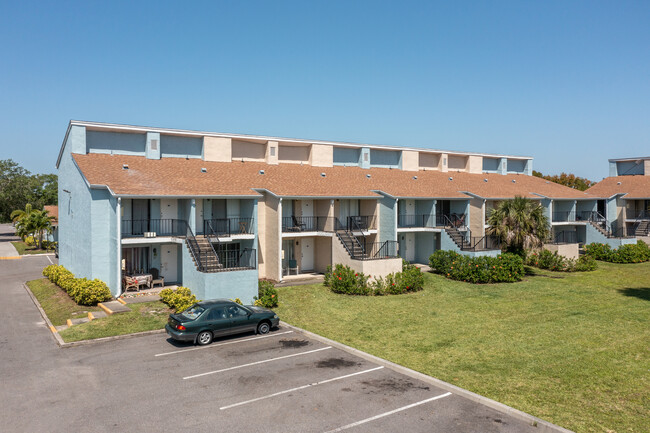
[123,276,139,292]
[150,268,164,288]
[288,259,299,275]
[292,216,307,232]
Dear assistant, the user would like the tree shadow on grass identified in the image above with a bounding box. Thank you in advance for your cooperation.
[617,288,650,301]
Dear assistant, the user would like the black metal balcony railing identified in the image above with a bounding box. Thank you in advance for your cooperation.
[436,213,466,228]
[397,214,435,228]
[628,210,650,220]
[282,216,330,232]
[215,249,256,271]
[364,241,399,260]
[121,219,186,237]
[203,218,254,236]
[552,211,575,222]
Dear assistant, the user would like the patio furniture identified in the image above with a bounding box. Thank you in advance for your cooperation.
[150,268,164,288]
[123,276,140,292]
[292,216,307,232]
[288,259,299,275]
[239,221,248,234]
[130,273,153,289]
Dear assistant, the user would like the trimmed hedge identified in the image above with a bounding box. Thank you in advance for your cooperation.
[42,265,112,306]
[159,287,200,313]
[429,250,524,283]
[254,280,279,308]
[324,261,424,296]
[584,241,650,263]
[525,250,597,272]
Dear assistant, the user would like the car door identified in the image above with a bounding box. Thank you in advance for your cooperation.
[227,305,255,334]
[202,307,231,337]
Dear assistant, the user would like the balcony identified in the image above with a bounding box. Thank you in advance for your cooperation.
[121,219,186,238]
[215,249,257,271]
[397,214,435,228]
[552,211,605,223]
[281,215,377,233]
[203,218,254,236]
[436,213,466,228]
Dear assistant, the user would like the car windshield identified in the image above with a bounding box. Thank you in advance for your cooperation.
[181,305,205,320]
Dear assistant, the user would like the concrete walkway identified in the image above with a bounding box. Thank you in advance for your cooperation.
[0,223,20,258]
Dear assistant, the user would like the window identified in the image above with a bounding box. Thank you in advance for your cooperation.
[227,305,249,318]
[205,307,226,321]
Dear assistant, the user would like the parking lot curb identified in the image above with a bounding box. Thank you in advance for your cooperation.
[280,321,574,433]
[23,283,65,347]
[0,256,22,260]
[97,302,114,315]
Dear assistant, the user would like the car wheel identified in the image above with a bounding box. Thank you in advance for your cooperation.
[257,321,271,335]
[197,330,213,345]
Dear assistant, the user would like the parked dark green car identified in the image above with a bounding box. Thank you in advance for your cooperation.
[165,299,279,345]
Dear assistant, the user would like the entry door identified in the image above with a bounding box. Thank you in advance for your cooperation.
[161,245,178,282]
[301,200,313,218]
[405,233,415,262]
[195,199,204,234]
[160,199,178,220]
[301,237,314,271]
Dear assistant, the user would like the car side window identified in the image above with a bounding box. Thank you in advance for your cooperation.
[228,305,249,318]
[206,307,226,321]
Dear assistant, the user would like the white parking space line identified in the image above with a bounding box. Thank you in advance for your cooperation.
[323,392,453,432]
[220,366,385,410]
[183,346,332,380]
[155,330,294,357]
[46,255,53,264]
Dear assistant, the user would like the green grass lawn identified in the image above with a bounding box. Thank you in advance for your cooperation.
[27,278,171,342]
[12,241,54,255]
[59,301,171,343]
[26,278,101,326]
[274,262,650,433]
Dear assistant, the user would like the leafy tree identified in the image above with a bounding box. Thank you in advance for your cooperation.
[28,209,56,249]
[487,196,550,255]
[532,170,594,191]
[0,159,57,222]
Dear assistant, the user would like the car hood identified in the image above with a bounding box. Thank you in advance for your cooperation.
[248,306,273,314]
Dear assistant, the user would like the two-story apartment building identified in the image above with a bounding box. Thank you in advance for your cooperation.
[57,121,632,300]
[587,157,650,243]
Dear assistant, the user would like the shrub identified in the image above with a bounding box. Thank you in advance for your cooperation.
[525,250,598,272]
[42,264,112,305]
[429,250,524,283]
[325,262,424,296]
[159,287,200,313]
[254,280,279,308]
[324,264,371,295]
[231,298,243,305]
[584,241,650,264]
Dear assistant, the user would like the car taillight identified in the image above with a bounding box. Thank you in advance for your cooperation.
[176,325,186,331]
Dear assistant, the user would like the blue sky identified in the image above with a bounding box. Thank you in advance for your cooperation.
[1,1,648,181]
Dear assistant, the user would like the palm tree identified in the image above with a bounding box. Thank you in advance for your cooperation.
[11,203,35,241]
[487,196,550,255]
[27,210,55,249]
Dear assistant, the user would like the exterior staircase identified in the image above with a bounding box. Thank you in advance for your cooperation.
[186,237,223,272]
[634,220,650,237]
[588,220,611,238]
[444,227,467,250]
[335,230,368,259]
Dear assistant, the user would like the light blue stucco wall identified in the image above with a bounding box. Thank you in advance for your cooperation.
[616,161,643,176]
[606,196,619,227]
[414,232,435,263]
[609,161,618,177]
[507,159,526,173]
[369,149,400,168]
[482,158,499,172]
[378,197,397,244]
[333,148,361,166]
[180,243,258,302]
[498,158,507,175]
[146,132,161,159]
[585,223,637,248]
[576,200,597,213]
[59,126,121,295]
[87,130,146,155]
[415,200,435,226]
[541,198,552,223]
[160,135,203,159]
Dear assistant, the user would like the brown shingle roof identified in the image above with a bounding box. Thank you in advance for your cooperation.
[43,205,58,223]
[72,153,596,200]
[587,175,650,199]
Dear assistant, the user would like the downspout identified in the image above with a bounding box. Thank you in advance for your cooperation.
[117,197,122,298]
[395,198,399,255]
[278,197,283,282]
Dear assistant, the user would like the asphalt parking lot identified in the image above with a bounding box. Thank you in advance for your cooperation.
[0,226,565,432]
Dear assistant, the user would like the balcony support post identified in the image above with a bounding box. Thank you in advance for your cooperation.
[116,197,122,297]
